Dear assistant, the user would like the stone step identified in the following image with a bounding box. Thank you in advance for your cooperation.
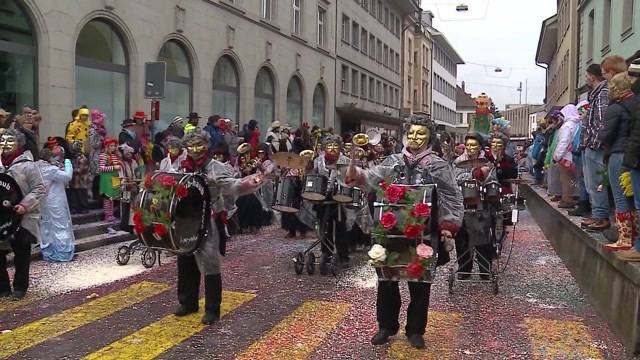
[70,210,104,225]
[73,220,119,239]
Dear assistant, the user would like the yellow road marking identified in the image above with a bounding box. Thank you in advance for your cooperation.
[0,281,169,359]
[83,291,255,360]
[235,300,351,360]
[387,311,463,360]
[524,317,602,360]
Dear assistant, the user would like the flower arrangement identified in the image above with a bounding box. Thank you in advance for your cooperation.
[368,181,435,280]
[133,174,189,239]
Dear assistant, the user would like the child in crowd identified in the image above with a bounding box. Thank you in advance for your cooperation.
[98,137,121,224]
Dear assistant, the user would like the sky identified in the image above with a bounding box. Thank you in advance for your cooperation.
[421,0,557,110]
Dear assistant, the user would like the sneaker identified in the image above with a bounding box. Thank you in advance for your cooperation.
[581,218,597,228]
[549,195,561,202]
[371,328,396,345]
[558,201,577,209]
[407,334,426,349]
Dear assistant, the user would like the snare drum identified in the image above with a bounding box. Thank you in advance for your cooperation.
[461,180,482,207]
[334,184,357,203]
[272,177,300,213]
[301,174,328,201]
[483,181,501,202]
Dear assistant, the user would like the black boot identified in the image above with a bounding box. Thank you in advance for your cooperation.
[202,274,222,325]
[174,305,198,317]
[371,328,396,345]
[407,333,425,349]
[568,201,590,217]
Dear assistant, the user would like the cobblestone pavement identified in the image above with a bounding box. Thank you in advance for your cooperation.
[0,212,629,359]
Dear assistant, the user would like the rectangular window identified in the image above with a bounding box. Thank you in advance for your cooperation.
[383,84,388,105]
[395,88,400,107]
[587,10,594,60]
[351,69,359,96]
[389,50,394,70]
[602,0,611,49]
[361,0,368,10]
[622,0,634,35]
[384,7,390,28]
[317,7,327,47]
[376,81,382,103]
[292,0,302,34]
[377,39,382,63]
[342,14,350,43]
[369,35,376,59]
[352,22,360,49]
[407,76,412,102]
[369,78,375,102]
[408,39,413,63]
[361,74,367,99]
[395,53,400,72]
[383,44,389,67]
[341,65,349,92]
[361,28,368,54]
[260,0,272,20]
[377,1,383,22]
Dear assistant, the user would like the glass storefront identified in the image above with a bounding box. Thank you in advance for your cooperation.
[286,77,302,127]
[212,56,239,124]
[158,40,192,131]
[254,68,275,132]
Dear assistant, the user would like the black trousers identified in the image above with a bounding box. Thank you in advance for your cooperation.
[377,281,432,336]
[68,188,89,213]
[0,229,36,293]
[176,254,222,314]
[317,204,348,260]
[454,224,494,273]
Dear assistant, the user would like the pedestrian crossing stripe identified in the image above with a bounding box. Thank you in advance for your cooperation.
[235,300,351,360]
[386,311,463,360]
[524,317,602,360]
[0,281,169,359]
[82,291,255,360]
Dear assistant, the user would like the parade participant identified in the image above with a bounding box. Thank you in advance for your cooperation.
[89,109,107,199]
[37,147,75,262]
[119,118,141,156]
[118,144,141,233]
[235,143,267,233]
[65,106,90,155]
[165,116,186,139]
[257,143,276,213]
[159,138,187,172]
[453,132,495,280]
[98,137,121,223]
[175,130,263,324]
[184,112,201,135]
[487,132,518,194]
[212,144,240,237]
[68,141,91,214]
[345,115,463,349]
[0,129,46,300]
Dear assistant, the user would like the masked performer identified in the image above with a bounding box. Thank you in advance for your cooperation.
[487,132,518,194]
[0,129,46,299]
[98,137,121,223]
[452,133,496,280]
[159,138,187,172]
[119,144,142,233]
[176,131,263,324]
[345,116,463,348]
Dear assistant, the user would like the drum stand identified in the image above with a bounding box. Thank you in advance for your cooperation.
[293,202,340,276]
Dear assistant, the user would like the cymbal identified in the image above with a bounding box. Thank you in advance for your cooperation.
[272,152,305,169]
[455,158,489,169]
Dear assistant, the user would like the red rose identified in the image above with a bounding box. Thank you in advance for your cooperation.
[143,175,153,189]
[175,185,188,199]
[134,223,146,235]
[153,223,169,237]
[384,185,406,203]
[412,203,431,218]
[159,175,177,188]
[380,211,398,230]
[403,223,425,239]
[132,211,143,226]
[379,181,389,190]
[406,261,425,279]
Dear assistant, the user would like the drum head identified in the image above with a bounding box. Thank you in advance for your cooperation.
[301,192,326,201]
[0,174,23,241]
[171,175,210,253]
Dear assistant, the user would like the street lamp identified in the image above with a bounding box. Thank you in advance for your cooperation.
[455,4,469,12]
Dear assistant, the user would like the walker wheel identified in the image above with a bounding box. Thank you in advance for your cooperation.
[141,248,157,268]
[329,256,339,276]
[319,254,330,276]
[116,245,130,265]
[306,252,316,275]
[294,252,304,275]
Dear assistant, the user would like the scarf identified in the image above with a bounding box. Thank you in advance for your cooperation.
[401,146,432,167]
[2,149,23,167]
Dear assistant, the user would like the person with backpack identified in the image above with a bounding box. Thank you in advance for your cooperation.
[568,101,591,216]
[553,105,581,208]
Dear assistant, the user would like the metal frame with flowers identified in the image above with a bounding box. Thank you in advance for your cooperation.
[368,183,439,283]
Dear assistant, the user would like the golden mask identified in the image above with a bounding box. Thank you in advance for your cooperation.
[465,138,480,157]
[168,147,181,157]
[187,142,208,159]
[406,124,430,151]
[0,135,18,154]
[325,142,340,156]
[212,153,225,162]
[343,143,353,155]
[490,138,505,153]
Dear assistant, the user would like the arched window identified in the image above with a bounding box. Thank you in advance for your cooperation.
[75,19,128,135]
[0,0,36,115]
[158,40,192,131]
[212,56,239,124]
[286,77,303,127]
[311,84,326,127]
[254,67,275,132]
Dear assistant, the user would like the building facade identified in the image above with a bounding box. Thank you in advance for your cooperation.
[535,0,579,111]
[576,0,640,98]
[336,0,419,137]
[502,104,544,140]
[429,26,464,136]
[401,11,433,118]
[454,84,474,143]
[0,0,336,138]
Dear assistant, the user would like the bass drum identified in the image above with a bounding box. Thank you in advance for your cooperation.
[137,172,211,254]
[272,177,300,213]
[0,174,23,242]
[483,181,501,202]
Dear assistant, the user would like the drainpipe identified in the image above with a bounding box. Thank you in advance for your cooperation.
[334,1,339,132]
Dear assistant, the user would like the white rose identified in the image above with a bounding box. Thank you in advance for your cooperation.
[368,244,387,263]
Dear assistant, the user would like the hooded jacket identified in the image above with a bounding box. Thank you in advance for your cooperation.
[598,94,633,154]
[553,104,581,163]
